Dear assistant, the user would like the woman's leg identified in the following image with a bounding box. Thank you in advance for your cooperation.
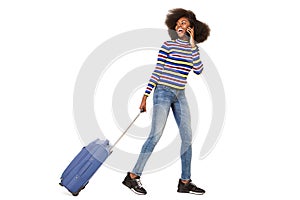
[171,90,192,180]
[132,86,173,176]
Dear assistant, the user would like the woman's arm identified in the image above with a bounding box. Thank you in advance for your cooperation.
[140,42,169,111]
[188,27,204,75]
[144,42,169,97]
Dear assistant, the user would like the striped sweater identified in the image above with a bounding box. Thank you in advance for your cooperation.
[144,38,203,96]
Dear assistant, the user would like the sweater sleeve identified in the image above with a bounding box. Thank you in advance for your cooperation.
[192,46,204,75]
[144,42,170,96]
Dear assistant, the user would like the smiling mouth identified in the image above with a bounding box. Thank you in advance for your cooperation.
[177,28,184,34]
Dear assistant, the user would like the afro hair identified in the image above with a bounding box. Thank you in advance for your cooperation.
[165,8,210,43]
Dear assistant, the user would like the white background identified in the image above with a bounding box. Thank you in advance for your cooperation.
[1,0,300,200]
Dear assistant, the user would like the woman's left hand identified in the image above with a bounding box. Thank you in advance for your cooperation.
[187,27,195,48]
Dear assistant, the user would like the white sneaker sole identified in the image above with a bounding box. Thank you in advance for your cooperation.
[130,188,146,195]
[178,190,205,195]
[189,191,204,195]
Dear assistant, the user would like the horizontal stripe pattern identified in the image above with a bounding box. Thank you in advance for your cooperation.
[144,39,203,96]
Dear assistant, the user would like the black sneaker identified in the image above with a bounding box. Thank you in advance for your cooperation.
[122,172,147,195]
[177,179,205,195]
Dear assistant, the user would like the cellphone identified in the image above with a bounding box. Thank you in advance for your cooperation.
[187,26,193,36]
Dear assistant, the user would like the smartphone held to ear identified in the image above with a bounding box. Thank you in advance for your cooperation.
[186,26,193,36]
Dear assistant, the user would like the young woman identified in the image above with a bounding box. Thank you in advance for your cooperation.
[122,8,210,195]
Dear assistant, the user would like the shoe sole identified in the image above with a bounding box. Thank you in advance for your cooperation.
[131,188,146,195]
[189,191,204,195]
[177,190,205,195]
[122,181,146,195]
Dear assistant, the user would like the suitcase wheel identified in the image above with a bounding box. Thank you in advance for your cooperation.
[71,182,89,196]
[72,192,79,196]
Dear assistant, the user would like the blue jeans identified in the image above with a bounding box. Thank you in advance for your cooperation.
[132,84,192,180]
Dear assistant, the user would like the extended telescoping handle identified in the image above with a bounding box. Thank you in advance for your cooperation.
[109,109,144,152]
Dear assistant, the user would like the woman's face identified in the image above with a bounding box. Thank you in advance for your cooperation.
[175,17,191,38]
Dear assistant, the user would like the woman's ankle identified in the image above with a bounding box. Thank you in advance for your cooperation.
[181,179,190,184]
[129,173,138,179]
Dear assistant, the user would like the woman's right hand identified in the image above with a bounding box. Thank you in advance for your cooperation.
[139,95,147,112]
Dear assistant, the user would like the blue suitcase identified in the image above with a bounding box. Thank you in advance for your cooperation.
[59,110,143,196]
[59,139,111,196]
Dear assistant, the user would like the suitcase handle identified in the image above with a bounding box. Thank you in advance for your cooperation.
[109,109,144,152]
